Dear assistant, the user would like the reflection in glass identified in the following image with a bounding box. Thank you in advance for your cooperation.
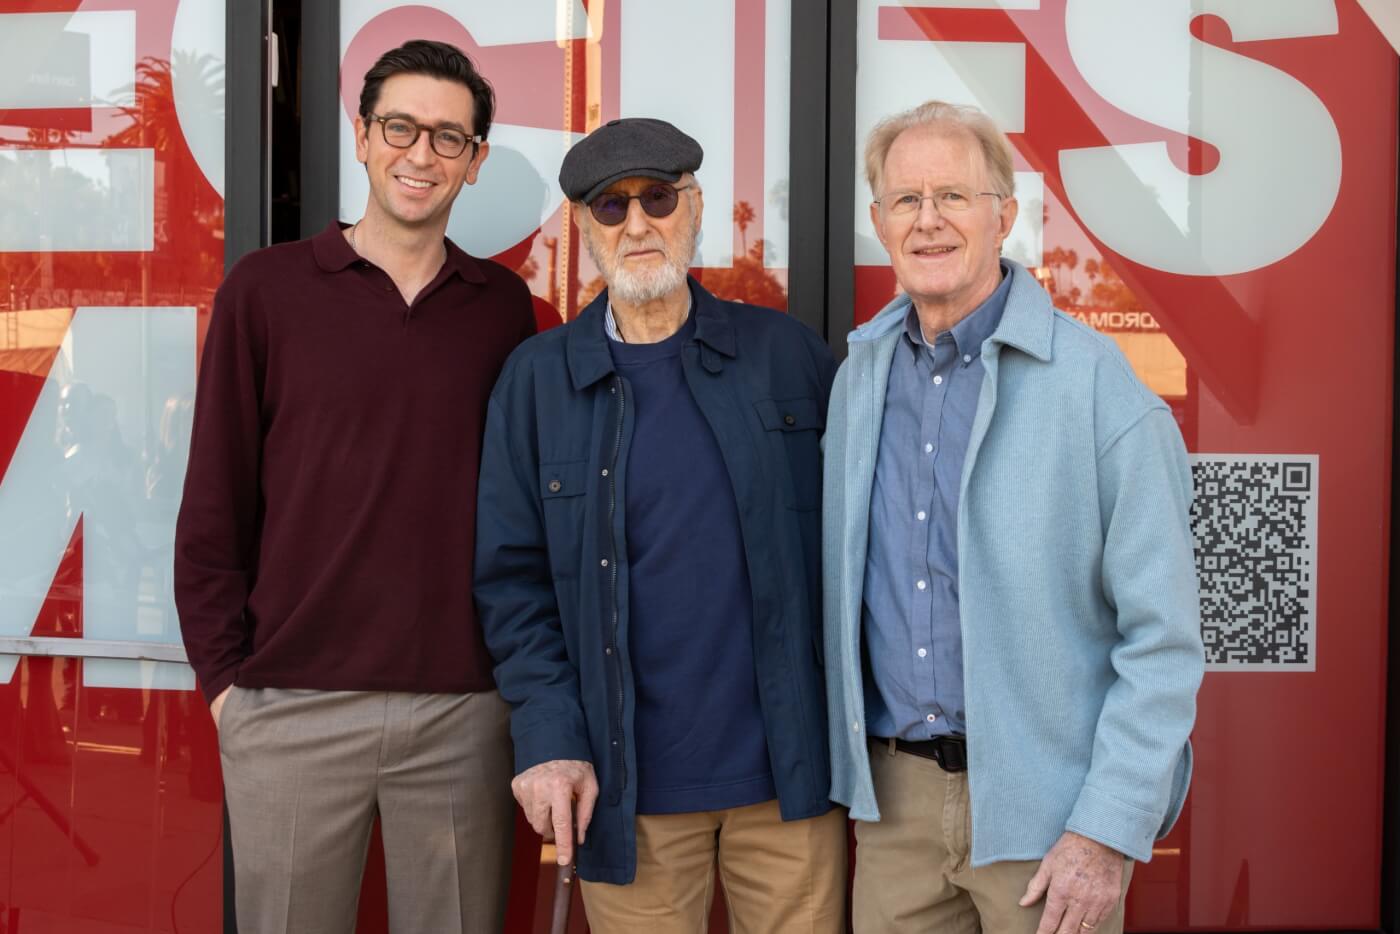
[0,2,228,931]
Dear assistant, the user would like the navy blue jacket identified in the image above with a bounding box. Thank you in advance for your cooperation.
[475,279,837,883]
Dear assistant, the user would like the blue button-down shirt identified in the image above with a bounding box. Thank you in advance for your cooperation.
[862,265,1011,739]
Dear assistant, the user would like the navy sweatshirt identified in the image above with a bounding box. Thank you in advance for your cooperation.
[609,314,776,814]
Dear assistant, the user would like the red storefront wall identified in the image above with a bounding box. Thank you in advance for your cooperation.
[1,1,1397,932]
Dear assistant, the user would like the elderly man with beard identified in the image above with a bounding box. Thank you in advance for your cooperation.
[475,118,846,933]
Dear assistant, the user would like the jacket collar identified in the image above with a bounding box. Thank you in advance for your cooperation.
[566,277,735,390]
[311,221,488,284]
[849,259,1054,363]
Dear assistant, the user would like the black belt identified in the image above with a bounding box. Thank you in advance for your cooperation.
[876,735,968,772]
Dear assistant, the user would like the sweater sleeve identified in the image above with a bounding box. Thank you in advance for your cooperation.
[173,272,264,704]
[1065,406,1205,859]
[474,368,592,774]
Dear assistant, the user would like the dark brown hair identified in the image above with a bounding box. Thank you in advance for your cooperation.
[358,40,496,139]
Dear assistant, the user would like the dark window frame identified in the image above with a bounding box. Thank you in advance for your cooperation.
[1383,61,1400,934]
[787,0,830,339]
[224,0,268,269]
[821,5,1400,933]
[300,0,341,238]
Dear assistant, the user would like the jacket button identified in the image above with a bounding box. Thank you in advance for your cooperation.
[601,559,609,567]
[783,414,796,426]
[605,646,613,655]
[548,480,562,493]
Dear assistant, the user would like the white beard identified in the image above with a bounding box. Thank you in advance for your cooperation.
[584,214,698,304]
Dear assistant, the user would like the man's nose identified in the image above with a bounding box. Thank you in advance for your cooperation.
[405,130,437,165]
[622,198,652,238]
[913,196,945,232]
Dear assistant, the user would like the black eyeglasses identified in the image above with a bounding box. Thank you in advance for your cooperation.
[369,113,480,159]
[588,183,692,226]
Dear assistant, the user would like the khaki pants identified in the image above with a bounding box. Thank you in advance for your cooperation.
[581,799,848,934]
[219,687,515,934]
[854,740,1133,934]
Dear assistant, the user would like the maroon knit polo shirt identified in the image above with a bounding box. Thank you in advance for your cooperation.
[175,223,535,703]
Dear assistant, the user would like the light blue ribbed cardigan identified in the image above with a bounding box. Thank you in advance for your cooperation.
[823,260,1204,864]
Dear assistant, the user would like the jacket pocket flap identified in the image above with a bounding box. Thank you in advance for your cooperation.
[755,396,822,432]
[540,460,588,499]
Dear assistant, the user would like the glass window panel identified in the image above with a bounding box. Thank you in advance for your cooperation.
[0,1,227,929]
[339,0,792,332]
[853,2,1397,927]
[338,4,793,930]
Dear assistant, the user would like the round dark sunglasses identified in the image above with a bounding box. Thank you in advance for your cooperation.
[588,183,692,226]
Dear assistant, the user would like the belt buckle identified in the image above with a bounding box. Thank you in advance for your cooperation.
[934,735,968,772]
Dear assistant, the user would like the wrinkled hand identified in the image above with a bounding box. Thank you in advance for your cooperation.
[209,686,232,730]
[512,759,598,866]
[1019,831,1124,934]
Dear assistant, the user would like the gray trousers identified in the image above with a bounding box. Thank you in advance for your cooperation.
[219,687,515,934]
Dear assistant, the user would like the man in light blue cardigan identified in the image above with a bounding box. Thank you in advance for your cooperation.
[824,100,1204,934]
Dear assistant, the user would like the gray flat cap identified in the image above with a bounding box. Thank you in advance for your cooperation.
[559,117,703,204]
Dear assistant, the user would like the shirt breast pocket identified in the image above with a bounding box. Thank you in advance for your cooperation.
[539,460,589,579]
[754,396,823,510]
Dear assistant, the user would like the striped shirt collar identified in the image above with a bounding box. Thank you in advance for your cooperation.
[605,292,695,343]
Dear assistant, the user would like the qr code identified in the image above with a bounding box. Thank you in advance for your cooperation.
[1189,455,1317,670]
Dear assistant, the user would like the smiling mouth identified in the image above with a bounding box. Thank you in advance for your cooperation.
[913,246,957,256]
[396,176,435,190]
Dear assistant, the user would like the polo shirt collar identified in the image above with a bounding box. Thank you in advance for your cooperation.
[311,221,487,284]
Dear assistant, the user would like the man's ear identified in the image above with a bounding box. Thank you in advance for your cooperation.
[462,140,490,186]
[996,196,1019,250]
[353,115,369,165]
[870,201,890,255]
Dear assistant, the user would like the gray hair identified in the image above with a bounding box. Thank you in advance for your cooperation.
[864,100,1015,199]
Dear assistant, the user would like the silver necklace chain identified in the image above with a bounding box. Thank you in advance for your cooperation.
[349,221,447,274]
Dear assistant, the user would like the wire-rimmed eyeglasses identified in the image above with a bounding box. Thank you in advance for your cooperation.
[874,186,1002,217]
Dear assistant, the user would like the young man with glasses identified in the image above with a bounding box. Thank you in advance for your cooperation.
[475,117,847,932]
[823,99,1204,934]
[175,40,533,933]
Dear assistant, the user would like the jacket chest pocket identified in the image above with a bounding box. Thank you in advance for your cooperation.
[540,460,589,579]
[754,396,823,510]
